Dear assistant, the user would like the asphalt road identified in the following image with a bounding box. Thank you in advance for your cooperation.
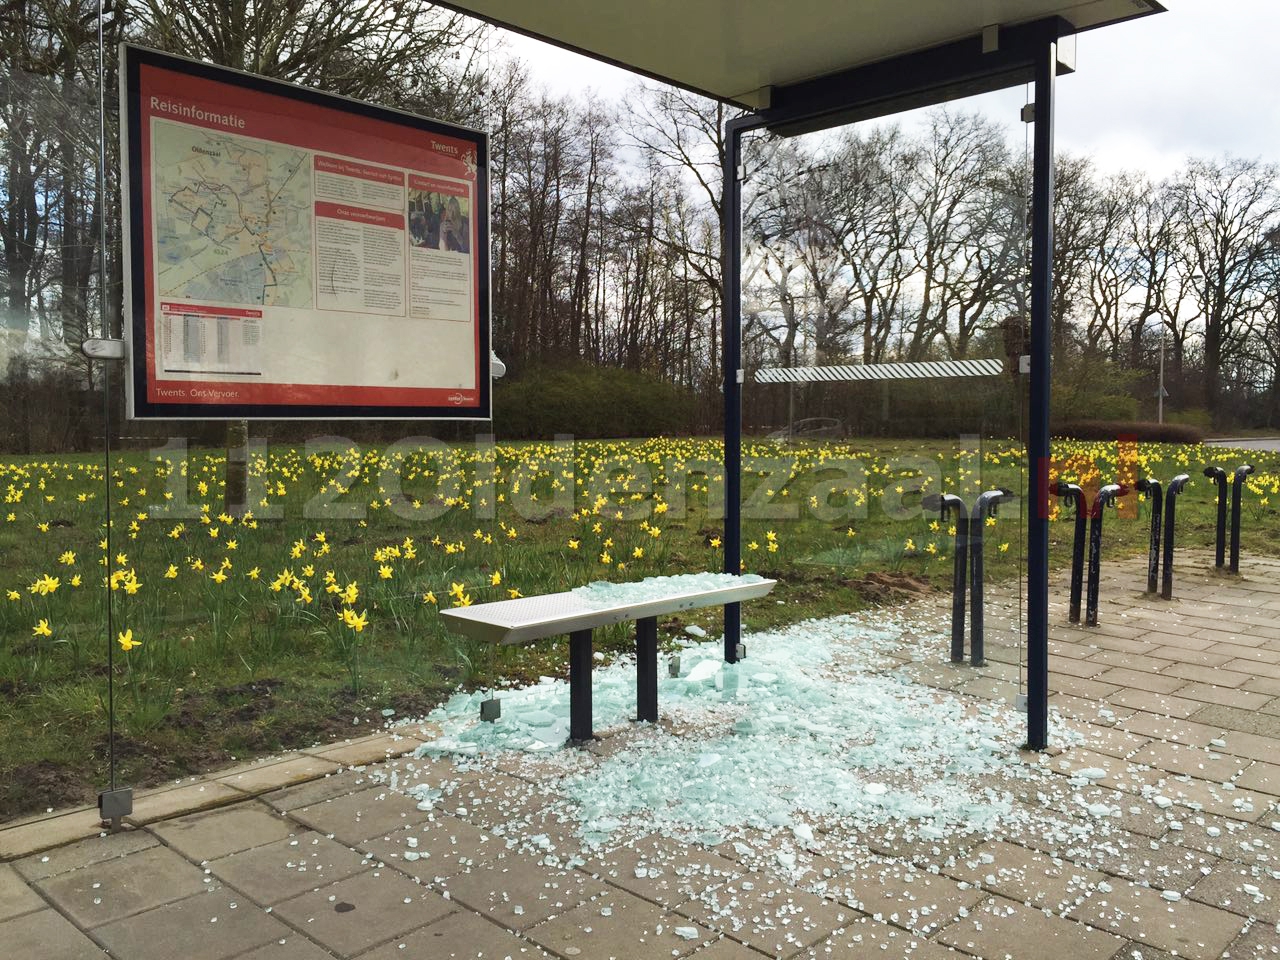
[1206,436,1280,452]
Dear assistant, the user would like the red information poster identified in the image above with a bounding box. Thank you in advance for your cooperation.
[119,45,490,420]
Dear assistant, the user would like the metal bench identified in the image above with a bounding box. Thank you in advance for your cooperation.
[439,575,777,744]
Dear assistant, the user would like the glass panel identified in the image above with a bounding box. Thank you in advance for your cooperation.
[0,9,119,820]
[739,103,1032,713]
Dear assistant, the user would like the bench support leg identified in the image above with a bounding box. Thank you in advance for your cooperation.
[568,628,593,744]
[635,616,658,723]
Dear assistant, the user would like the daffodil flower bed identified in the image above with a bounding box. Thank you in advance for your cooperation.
[0,436,1275,820]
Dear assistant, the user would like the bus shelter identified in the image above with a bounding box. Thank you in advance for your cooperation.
[433,0,1164,749]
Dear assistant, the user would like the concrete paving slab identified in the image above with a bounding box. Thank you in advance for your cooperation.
[687,939,773,959]
[301,731,424,767]
[230,938,336,960]
[674,871,854,958]
[945,840,1105,914]
[529,887,714,960]
[436,853,607,930]
[1115,712,1226,748]
[150,802,295,862]
[289,786,425,845]
[259,770,370,812]
[0,862,46,921]
[1189,862,1280,924]
[0,908,107,960]
[813,855,983,935]
[359,909,552,959]
[1129,739,1248,782]
[208,831,368,905]
[585,834,742,907]
[1219,920,1280,959]
[36,843,210,928]
[1069,874,1248,959]
[937,895,1124,959]
[1169,813,1280,867]
[270,867,453,956]
[92,889,291,960]
[12,828,158,882]
[0,808,108,860]
[1155,777,1274,823]
[214,755,342,795]
[126,780,244,826]
[796,915,969,959]
[359,813,499,881]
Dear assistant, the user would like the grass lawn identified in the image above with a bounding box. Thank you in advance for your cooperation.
[0,434,1276,820]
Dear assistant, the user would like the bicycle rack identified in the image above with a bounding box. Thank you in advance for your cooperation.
[969,489,1015,665]
[1230,464,1255,574]
[1135,478,1163,594]
[1053,481,1087,623]
[1086,484,1126,627]
[925,493,968,663]
[1160,473,1192,600]
[1203,466,1229,569]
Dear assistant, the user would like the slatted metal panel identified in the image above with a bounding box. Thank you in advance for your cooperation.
[755,358,1005,384]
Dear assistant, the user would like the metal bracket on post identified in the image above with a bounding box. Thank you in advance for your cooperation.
[98,787,133,831]
[82,338,125,361]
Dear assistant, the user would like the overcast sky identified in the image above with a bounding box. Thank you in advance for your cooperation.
[500,0,1280,180]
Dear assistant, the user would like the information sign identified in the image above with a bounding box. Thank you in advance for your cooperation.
[120,44,490,419]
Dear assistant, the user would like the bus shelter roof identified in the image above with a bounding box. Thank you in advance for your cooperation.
[436,0,1162,125]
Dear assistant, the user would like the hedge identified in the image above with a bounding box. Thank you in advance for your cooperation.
[1052,420,1205,444]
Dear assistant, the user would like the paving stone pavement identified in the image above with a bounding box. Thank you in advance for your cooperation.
[3,551,1280,959]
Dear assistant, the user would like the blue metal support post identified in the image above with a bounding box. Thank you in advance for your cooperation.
[1026,40,1056,751]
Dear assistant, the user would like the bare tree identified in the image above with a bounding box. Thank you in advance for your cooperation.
[1172,157,1280,417]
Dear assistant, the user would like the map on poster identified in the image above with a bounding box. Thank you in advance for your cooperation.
[151,122,313,309]
[120,44,490,420]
